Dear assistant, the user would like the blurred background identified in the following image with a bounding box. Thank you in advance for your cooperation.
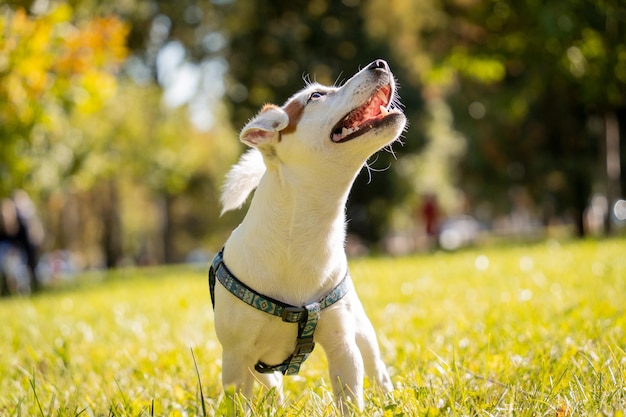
[1,0,625,293]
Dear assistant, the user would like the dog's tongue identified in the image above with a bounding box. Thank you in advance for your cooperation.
[345,86,390,129]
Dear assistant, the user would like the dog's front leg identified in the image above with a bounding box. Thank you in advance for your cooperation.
[221,353,285,408]
[324,337,365,412]
[221,351,255,399]
[222,352,254,397]
[353,296,393,392]
[219,353,254,415]
[254,371,285,404]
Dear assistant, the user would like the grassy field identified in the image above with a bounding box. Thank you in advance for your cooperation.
[0,238,624,416]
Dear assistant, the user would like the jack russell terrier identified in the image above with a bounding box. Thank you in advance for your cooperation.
[209,59,407,411]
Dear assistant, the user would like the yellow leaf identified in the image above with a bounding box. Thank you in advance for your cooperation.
[47,3,73,24]
[9,8,30,34]
[555,404,571,417]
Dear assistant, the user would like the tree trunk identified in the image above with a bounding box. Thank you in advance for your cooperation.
[100,180,123,268]
[604,111,621,235]
[161,194,177,264]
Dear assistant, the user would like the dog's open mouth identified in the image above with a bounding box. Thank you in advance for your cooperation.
[330,84,398,143]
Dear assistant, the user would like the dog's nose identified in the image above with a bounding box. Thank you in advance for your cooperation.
[368,59,389,71]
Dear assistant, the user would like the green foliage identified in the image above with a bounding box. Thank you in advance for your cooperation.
[435,0,626,234]
[365,0,626,235]
[0,5,128,195]
[1,239,624,415]
[1,3,242,265]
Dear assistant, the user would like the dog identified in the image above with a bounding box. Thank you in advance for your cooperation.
[209,59,406,411]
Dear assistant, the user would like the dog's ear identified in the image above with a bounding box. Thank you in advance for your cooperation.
[240,104,288,147]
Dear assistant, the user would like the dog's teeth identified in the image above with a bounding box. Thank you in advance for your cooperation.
[342,127,350,137]
[379,105,388,116]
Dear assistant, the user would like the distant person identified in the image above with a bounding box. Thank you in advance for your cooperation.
[0,198,19,295]
[420,194,440,250]
[0,191,44,295]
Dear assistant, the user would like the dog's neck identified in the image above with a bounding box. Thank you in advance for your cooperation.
[224,162,358,305]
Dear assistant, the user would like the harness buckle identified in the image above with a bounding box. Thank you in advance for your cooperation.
[255,361,283,374]
[281,306,306,323]
[293,337,315,355]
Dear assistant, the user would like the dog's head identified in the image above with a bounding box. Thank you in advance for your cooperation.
[240,60,406,170]
[220,60,407,213]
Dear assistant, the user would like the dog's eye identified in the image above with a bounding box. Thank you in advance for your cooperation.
[308,92,325,102]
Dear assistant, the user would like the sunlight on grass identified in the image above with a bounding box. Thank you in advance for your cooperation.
[1,239,624,415]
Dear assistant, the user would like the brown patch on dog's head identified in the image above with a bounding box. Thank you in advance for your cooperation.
[281,99,305,135]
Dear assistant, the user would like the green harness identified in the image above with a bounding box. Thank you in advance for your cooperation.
[208,248,350,375]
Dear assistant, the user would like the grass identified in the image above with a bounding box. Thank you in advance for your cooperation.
[0,238,624,416]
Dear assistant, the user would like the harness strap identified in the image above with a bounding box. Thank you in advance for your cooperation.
[208,248,350,375]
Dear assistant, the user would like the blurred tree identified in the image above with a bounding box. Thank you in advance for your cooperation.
[367,0,626,237]
[449,0,626,236]
[472,1,626,235]
[0,5,128,196]
[1,2,237,267]
[56,81,239,265]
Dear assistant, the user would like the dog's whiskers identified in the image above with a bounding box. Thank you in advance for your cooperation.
[333,71,346,87]
[384,143,399,160]
[302,73,313,87]
[363,153,394,184]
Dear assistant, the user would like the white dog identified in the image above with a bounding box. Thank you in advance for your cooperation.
[209,59,407,411]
